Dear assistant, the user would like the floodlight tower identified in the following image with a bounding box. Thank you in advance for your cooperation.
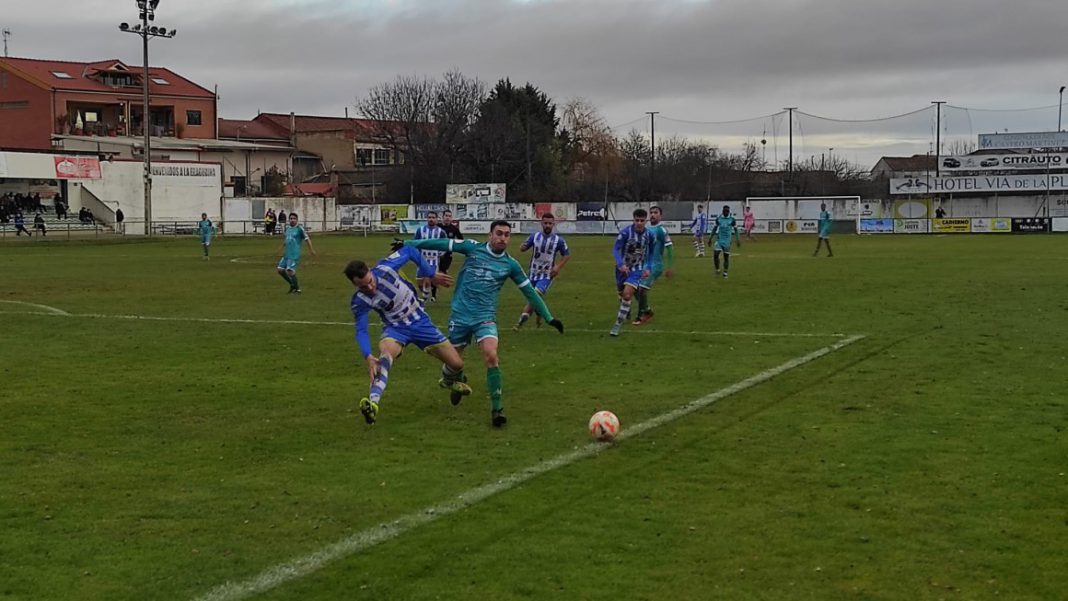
[120,0,176,235]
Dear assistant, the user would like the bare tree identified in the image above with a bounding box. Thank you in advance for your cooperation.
[945,139,977,156]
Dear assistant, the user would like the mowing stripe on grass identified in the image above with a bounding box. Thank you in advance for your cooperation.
[192,334,865,601]
[0,309,846,338]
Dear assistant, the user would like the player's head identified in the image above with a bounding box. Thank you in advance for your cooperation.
[288,212,298,225]
[697,204,704,213]
[488,220,512,252]
[442,210,453,225]
[649,206,662,225]
[344,260,376,294]
[821,203,827,210]
[426,211,438,227]
[722,205,730,216]
[540,212,555,234]
[201,212,207,220]
[632,208,648,232]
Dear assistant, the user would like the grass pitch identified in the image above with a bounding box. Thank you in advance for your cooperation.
[0,232,1065,600]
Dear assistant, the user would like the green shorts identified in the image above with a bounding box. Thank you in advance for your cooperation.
[448,320,498,347]
[639,266,664,289]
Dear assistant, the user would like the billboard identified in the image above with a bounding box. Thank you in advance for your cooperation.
[150,163,219,187]
[891,174,1068,195]
[1011,217,1050,233]
[783,219,818,234]
[940,153,1068,172]
[932,218,971,233]
[894,219,930,234]
[858,218,894,233]
[414,203,448,219]
[54,156,101,179]
[378,205,408,225]
[970,217,1011,233]
[445,183,506,204]
[979,131,1068,150]
[576,203,608,221]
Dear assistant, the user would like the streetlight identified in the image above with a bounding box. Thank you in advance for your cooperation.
[120,0,176,235]
[1059,86,1065,132]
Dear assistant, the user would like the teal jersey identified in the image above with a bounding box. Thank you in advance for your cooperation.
[713,215,736,246]
[819,210,832,237]
[448,240,528,324]
[647,224,672,267]
[284,225,308,260]
[197,219,213,238]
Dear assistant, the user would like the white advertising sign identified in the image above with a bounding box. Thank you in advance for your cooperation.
[969,217,1011,233]
[940,153,1068,172]
[979,131,1068,150]
[894,219,930,234]
[1052,217,1068,232]
[890,174,1068,195]
[445,183,506,204]
[150,163,220,188]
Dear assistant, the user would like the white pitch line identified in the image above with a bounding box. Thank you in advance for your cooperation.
[0,300,70,315]
[192,334,865,601]
[0,310,846,338]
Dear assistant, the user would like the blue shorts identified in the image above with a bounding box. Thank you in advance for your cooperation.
[448,320,498,347]
[382,318,448,352]
[639,265,664,289]
[531,277,553,295]
[714,241,732,253]
[277,257,300,271]
[615,268,642,291]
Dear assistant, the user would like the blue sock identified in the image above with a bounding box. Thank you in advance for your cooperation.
[369,355,393,403]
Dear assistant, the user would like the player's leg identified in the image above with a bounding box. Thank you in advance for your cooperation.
[722,247,730,278]
[360,338,404,425]
[824,237,833,257]
[475,329,507,427]
[713,248,721,273]
[813,237,823,256]
[287,268,301,293]
[428,342,472,405]
[276,259,295,289]
[611,282,637,336]
[514,302,533,330]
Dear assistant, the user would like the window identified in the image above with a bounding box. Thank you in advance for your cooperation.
[374,149,391,165]
[186,110,202,126]
[51,71,73,79]
[151,77,170,85]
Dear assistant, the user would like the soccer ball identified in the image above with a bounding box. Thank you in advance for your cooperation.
[588,410,620,441]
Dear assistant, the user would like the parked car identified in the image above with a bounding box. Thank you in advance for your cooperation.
[942,157,961,168]
[980,157,1000,167]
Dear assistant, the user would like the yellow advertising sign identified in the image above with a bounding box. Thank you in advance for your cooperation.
[932,218,971,233]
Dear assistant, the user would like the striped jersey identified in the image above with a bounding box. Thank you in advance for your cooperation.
[522,231,569,281]
[414,224,446,264]
[613,225,654,271]
[350,246,436,357]
[689,212,708,235]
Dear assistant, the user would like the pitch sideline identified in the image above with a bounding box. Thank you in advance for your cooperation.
[191,334,865,601]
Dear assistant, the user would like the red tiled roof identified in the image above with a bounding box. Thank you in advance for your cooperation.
[0,57,215,99]
[218,118,289,141]
[254,113,380,136]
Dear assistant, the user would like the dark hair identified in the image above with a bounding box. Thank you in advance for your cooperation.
[343,260,370,282]
[633,208,648,218]
[489,219,512,232]
[427,211,438,218]
[650,205,661,213]
[443,209,452,215]
[288,212,298,219]
[697,204,703,209]
[541,212,555,219]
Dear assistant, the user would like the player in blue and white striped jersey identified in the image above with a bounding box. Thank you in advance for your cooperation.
[413,211,447,302]
[514,212,570,330]
[688,204,708,257]
[610,208,654,337]
[345,245,471,425]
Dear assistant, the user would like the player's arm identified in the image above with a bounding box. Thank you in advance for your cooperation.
[519,233,535,252]
[663,233,675,272]
[405,238,466,254]
[352,302,377,380]
[511,264,562,332]
[550,242,571,278]
[612,234,628,274]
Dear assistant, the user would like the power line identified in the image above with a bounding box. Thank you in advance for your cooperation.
[658,112,784,126]
[946,103,1060,113]
[795,105,933,123]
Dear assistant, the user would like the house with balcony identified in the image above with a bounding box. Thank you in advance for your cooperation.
[0,56,217,151]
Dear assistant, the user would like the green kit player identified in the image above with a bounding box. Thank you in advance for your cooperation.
[633,205,674,325]
[710,204,741,278]
[276,212,316,294]
[814,202,833,257]
[197,213,215,259]
[401,220,564,427]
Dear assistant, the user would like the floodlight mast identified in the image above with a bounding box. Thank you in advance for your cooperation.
[119,0,175,235]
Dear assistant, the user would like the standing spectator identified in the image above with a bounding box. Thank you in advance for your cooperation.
[264,209,276,235]
[278,210,287,227]
[54,193,67,219]
[32,193,43,212]
[438,209,464,276]
[14,212,31,236]
[935,205,946,219]
[33,212,46,236]
[115,208,125,234]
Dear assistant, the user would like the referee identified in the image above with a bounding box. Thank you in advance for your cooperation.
[439,209,464,274]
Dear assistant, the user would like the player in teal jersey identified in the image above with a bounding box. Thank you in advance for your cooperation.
[276,212,316,294]
[402,220,564,427]
[710,205,741,279]
[814,202,834,257]
[197,213,215,259]
[633,206,674,325]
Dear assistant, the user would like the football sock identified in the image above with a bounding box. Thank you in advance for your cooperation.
[203,245,209,257]
[278,271,294,286]
[441,362,464,385]
[289,275,300,290]
[517,312,530,327]
[487,367,503,411]
[723,254,730,272]
[369,355,393,403]
[637,290,648,315]
[713,251,721,271]
[615,299,632,326]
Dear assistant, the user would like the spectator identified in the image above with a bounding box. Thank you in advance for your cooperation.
[32,193,43,212]
[935,206,946,219]
[86,209,95,225]
[78,207,88,223]
[264,209,276,235]
[115,208,125,234]
[14,212,31,236]
[54,194,67,219]
[33,212,46,236]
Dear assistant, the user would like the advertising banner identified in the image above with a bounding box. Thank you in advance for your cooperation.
[1052,217,1068,232]
[453,203,492,220]
[766,220,783,233]
[150,163,219,187]
[847,199,884,217]
[534,203,553,219]
[338,205,373,227]
[576,202,608,221]
[891,174,1068,195]
[1011,217,1050,233]
[783,219,818,234]
[858,218,894,233]
[894,219,930,234]
[979,131,1068,150]
[445,183,506,204]
[940,153,1068,172]
[414,203,448,219]
[932,218,971,233]
[378,205,408,225]
[54,156,101,179]
[970,217,1011,233]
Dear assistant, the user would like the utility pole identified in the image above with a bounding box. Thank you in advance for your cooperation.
[120,0,176,236]
[646,111,658,202]
[784,107,797,174]
[2,29,10,57]
[932,101,945,178]
[1059,86,1065,132]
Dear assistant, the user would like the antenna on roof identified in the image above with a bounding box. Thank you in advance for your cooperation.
[2,28,11,57]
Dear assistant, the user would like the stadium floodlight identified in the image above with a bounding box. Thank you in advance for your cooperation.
[150,0,160,8]
[119,23,130,31]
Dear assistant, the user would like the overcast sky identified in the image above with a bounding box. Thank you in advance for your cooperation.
[4,0,1067,166]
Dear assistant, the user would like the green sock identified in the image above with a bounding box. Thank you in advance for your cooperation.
[487,367,503,411]
[278,271,293,286]
[637,290,648,314]
[290,275,300,290]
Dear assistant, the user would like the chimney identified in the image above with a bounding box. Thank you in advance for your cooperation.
[345,107,349,119]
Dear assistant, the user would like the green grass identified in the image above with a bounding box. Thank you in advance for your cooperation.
[1,232,1065,600]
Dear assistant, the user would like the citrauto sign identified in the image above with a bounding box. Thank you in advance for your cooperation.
[940,153,1068,172]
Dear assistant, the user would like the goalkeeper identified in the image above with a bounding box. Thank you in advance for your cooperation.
[401,220,564,428]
